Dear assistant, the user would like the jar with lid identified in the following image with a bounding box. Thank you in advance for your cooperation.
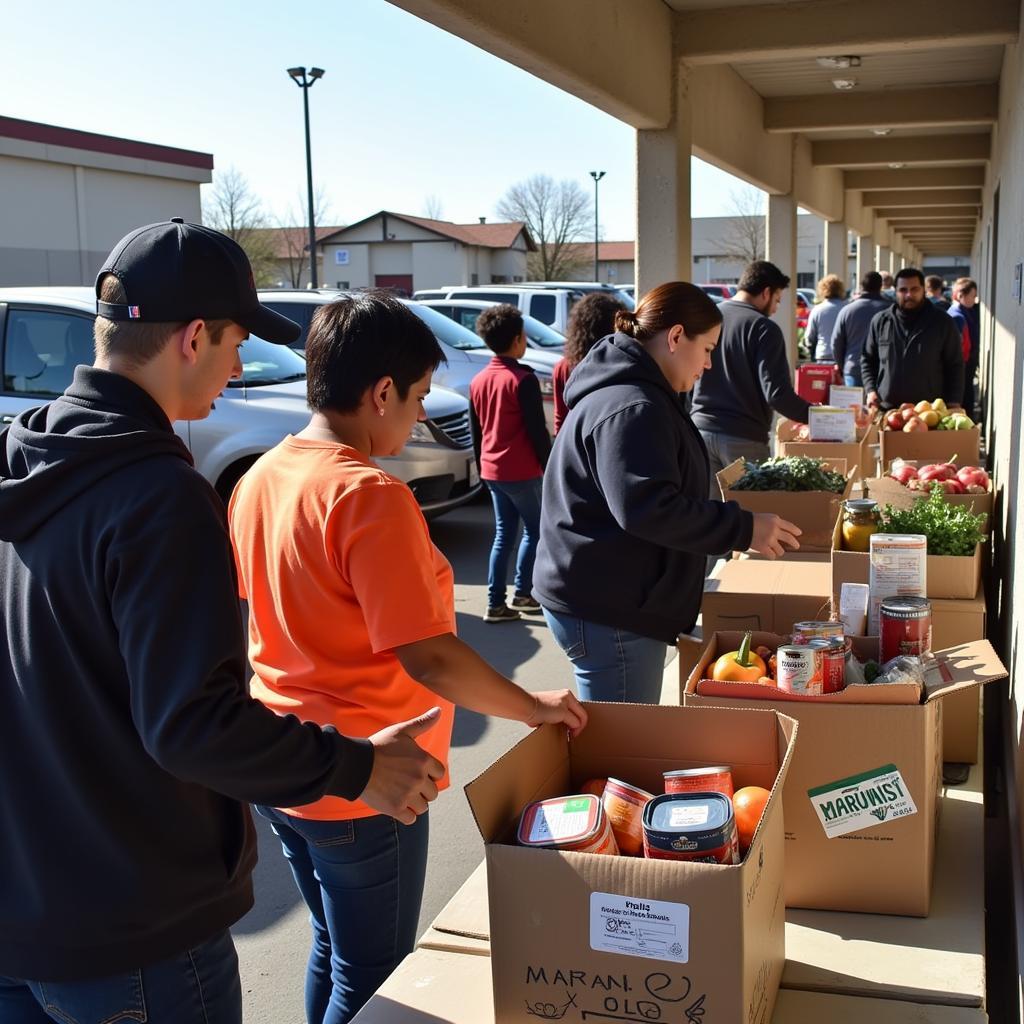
[841,499,880,552]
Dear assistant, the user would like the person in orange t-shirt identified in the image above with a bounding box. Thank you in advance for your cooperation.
[229,292,586,1024]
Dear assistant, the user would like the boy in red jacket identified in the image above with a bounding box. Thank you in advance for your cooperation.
[470,304,551,622]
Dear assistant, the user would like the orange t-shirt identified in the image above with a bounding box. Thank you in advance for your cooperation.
[228,436,456,820]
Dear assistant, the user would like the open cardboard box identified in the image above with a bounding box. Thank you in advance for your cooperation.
[703,558,832,635]
[830,513,983,602]
[878,423,980,468]
[863,463,992,530]
[776,417,878,481]
[680,631,1006,916]
[465,702,797,1024]
[717,457,856,551]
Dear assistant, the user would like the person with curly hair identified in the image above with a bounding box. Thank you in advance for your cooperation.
[552,292,626,433]
[806,273,848,362]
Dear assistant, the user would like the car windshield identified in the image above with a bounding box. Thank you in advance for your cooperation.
[228,335,308,387]
[407,303,487,350]
[524,316,566,348]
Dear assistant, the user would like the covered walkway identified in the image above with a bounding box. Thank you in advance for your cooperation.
[386,0,1024,1014]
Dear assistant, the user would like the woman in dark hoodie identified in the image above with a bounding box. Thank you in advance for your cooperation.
[534,282,801,703]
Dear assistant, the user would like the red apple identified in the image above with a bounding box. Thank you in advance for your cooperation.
[901,408,918,424]
[885,410,905,431]
[965,484,988,494]
[889,464,919,485]
[899,402,916,415]
[937,479,965,494]
[903,416,929,433]
[920,462,957,482]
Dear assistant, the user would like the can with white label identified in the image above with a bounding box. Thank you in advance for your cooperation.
[776,643,826,695]
[642,792,738,864]
[517,794,619,855]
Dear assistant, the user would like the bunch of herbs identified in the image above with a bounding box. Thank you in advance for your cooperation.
[731,456,847,494]
[878,484,987,556]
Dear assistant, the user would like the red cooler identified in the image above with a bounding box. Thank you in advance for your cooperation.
[795,362,840,404]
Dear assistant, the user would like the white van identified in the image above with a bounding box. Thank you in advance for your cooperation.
[411,286,583,333]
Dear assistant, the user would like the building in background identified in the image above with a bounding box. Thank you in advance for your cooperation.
[0,117,212,287]
[314,212,534,295]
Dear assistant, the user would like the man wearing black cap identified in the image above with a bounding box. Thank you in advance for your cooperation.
[0,220,444,1021]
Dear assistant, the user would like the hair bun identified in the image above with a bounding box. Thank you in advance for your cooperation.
[614,309,638,335]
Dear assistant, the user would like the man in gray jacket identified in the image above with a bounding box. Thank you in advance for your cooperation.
[831,271,892,386]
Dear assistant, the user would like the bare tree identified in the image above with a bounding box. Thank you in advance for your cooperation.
[710,186,766,266]
[202,167,278,286]
[276,187,336,288]
[422,194,445,220]
[497,175,592,280]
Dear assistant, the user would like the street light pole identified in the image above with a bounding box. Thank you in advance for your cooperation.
[590,171,605,282]
[288,66,325,288]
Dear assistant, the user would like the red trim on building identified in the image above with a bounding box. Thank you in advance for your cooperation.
[0,117,213,170]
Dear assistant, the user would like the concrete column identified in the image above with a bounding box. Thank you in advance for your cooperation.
[876,245,891,273]
[824,220,848,282]
[635,65,691,295]
[888,249,898,276]
[856,234,874,283]
[767,191,798,371]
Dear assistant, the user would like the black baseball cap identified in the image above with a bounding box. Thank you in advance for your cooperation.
[95,218,300,345]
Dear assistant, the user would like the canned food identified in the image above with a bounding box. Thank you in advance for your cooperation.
[792,620,844,643]
[517,794,619,855]
[602,778,654,857]
[808,637,846,693]
[776,643,826,695]
[880,596,933,664]
[664,766,734,799]
[642,792,738,864]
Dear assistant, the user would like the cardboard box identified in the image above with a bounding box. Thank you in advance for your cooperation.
[830,515,983,602]
[465,703,798,1024]
[863,471,993,531]
[776,418,879,481]
[878,424,980,468]
[717,458,856,552]
[702,558,832,635]
[680,631,1006,915]
[348,949,988,1024]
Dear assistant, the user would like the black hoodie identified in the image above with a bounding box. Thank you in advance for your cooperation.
[0,367,373,981]
[533,334,754,644]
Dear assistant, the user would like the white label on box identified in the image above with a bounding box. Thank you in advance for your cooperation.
[829,385,864,410]
[808,406,857,443]
[808,763,917,839]
[590,892,690,963]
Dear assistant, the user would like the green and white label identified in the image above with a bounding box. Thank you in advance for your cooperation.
[808,764,917,839]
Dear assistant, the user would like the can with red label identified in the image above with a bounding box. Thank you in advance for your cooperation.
[517,794,619,855]
[602,778,654,857]
[792,620,844,643]
[663,766,734,799]
[879,596,933,664]
[642,792,738,864]
[808,637,846,693]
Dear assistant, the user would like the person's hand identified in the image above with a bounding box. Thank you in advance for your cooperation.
[749,513,802,559]
[361,708,446,825]
[526,690,588,738]
[866,390,880,411]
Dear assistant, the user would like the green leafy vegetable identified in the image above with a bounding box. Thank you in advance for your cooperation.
[864,661,881,684]
[731,456,847,494]
[877,484,987,556]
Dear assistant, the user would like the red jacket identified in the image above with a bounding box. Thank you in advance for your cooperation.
[470,357,550,481]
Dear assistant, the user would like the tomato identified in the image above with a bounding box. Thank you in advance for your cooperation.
[580,778,607,798]
[733,786,771,851]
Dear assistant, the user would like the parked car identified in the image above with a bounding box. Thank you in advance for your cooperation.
[520,281,636,310]
[416,299,564,356]
[797,288,817,309]
[0,287,480,517]
[699,284,735,301]
[411,286,582,333]
[795,291,810,331]
[259,291,557,432]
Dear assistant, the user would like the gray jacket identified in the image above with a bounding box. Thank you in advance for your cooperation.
[831,292,893,384]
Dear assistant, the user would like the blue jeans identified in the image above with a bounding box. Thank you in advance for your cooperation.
[484,478,543,609]
[0,929,240,1023]
[844,374,860,387]
[255,806,429,1024]
[543,608,667,704]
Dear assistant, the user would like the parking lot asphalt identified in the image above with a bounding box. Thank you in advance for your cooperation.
[232,496,582,1023]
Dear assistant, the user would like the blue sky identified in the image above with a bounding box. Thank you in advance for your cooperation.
[3,0,750,238]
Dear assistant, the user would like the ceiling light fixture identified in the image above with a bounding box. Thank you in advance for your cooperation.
[873,128,893,136]
[816,56,862,70]
[832,78,857,90]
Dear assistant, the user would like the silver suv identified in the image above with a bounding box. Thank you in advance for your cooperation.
[0,288,481,517]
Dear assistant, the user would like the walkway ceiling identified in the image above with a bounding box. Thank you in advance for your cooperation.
[389,0,1018,256]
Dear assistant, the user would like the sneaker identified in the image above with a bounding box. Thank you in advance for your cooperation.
[484,604,521,623]
[510,594,542,613]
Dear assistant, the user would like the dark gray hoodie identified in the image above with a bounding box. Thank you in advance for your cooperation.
[0,366,372,981]
[534,334,753,643]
